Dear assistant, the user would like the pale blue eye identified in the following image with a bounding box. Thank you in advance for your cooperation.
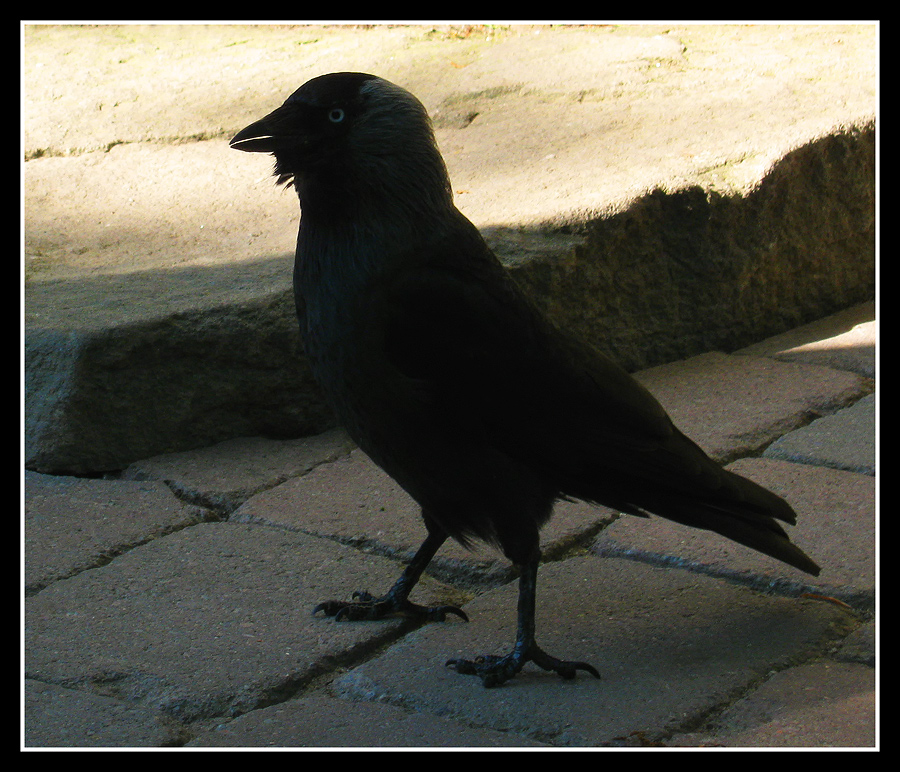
[328,108,345,123]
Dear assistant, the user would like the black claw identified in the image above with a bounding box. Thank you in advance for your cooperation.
[429,605,469,623]
[312,600,347,617]
[531,648,600,681]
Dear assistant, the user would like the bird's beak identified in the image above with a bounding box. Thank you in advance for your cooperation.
[230,102,299,154]
[230,117,279,153]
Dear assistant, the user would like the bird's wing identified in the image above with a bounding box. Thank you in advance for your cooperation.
[372,254,716,499]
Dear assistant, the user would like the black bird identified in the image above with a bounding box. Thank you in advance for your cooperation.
[230,72,820,687]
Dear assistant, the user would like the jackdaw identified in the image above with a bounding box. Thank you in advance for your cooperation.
[230,72,820,687]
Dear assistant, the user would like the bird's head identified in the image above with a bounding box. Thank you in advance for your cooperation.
[230,72,453,223]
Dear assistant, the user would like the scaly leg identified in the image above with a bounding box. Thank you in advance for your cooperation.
[446,557,600,687]
[314,527,467,623]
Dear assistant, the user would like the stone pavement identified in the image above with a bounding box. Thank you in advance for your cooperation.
[23,24,877,748]
[24,301,876,748]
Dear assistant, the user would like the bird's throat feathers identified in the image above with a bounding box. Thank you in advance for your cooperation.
[291,139,454,231]
[295,200,435,303]
[293,155,457,296]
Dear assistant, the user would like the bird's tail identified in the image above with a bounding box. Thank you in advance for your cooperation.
[638,467,821,576]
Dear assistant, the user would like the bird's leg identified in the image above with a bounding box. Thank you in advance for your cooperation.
[313,527,467,623]
[446,557,600,687]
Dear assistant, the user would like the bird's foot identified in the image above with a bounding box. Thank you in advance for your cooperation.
[446,643,600,688]
[314,590,468,623]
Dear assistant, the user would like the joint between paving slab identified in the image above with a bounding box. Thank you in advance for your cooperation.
[24,507,218,598]
[725,398,875,469]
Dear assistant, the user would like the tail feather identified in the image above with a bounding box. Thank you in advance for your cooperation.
[639,469,821,576]
[663,499,820,575]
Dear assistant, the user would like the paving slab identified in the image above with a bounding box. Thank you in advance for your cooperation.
[23,679,188,748]
[186,693,546,748]
[833,620,877,668]
[24,470,211,595]
[24,522,464,725]
[633,351,872,463]
[23,368,876,747]
[669,660,876,748]
[763,393,876,475]
[328,556,857,746]
[121,427,355,515]
[24,679,185,748]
